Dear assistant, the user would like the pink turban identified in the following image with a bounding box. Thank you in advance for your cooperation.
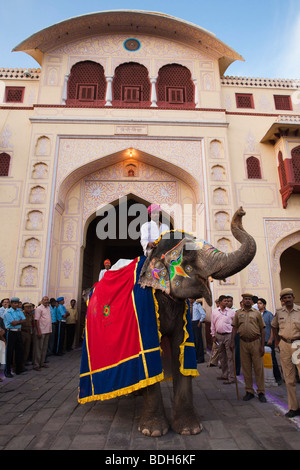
[147,203,161,214]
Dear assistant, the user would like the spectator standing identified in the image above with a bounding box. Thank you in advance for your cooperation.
[208,298,220,367]
[257,298,282,385]
[47,298,58,356]
[33,296,52,371]
[66,299,78,351]
[3,297,26,377]
[271,288,300,417]
[211,295,235,384]
[56,297,69,355]
[21,302,34,371]
[189,298,206,363]
[226,295,240,375]
[231,293,267,402]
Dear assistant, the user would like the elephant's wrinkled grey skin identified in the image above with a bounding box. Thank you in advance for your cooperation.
[139,207,256,307]
[138,291,202,437]
[137,207,256,436]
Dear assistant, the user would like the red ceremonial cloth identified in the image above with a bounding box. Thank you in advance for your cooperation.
[86,259,141,371]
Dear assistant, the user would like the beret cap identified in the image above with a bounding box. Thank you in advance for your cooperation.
[280,288,293,298]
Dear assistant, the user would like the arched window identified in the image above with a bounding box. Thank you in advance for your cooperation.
[66,61,106,106]
[246,156,261,179]
[291,146,300,183]
[157,64,194,108]
[0,153,11,176]
[112,62,150,107]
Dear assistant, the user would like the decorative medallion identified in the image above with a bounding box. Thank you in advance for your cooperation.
[103,305,110,317]
[123,38,141,51]
[169,251,190,281]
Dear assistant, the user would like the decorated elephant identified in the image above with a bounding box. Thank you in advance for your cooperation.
[78,207,256,437]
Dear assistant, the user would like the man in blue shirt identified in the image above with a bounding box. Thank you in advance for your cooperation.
[3,297,26,377]
[56,297,69,355]
[189,298,206,363]
[47,298,58,356]
[257,298,282,385]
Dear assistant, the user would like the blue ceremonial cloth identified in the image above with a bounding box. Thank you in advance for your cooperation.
[78,256,198,403]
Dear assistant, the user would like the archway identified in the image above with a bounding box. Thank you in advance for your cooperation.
[280,241,300,304]
[79,194,174,332]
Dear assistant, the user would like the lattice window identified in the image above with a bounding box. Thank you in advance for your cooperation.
[236,93,254,109]
[5,87,24,103]
[157,64,194,108]
[274,95,292,111]
[0,153,11,176]
[112,62,150,107]
[167,87,185,104]
[278,151,287,186]
[246,156,261,179]
[76,84,98,101]
[291,146,300,183]
[67,61,106,106]
[122,86,142,102]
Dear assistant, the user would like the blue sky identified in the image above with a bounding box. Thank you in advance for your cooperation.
[0,0,299,79]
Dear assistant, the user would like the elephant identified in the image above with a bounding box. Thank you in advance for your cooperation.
[79,207,256,437]
[136,206,256,436]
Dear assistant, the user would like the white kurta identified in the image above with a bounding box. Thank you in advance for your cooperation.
[140,221,169,256]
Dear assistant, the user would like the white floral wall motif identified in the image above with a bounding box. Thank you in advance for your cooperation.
[62,258,73,279]
[0,258,7,287]
[32,163,48,179]
[23,238,40,258]
[83,180,177,223]
[20,266,38,287]
[247,261,264,287]
[0,125,13,148]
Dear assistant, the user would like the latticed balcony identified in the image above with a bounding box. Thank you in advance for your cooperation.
[278,147,300,208]
[261,115,300,208]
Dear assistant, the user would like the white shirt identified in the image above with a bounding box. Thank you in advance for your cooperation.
[140,221,169,256]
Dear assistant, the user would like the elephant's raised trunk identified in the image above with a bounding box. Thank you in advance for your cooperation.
[208,206,256,280]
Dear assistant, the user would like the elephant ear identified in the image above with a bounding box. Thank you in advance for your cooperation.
[138,256,170,294]
[138,238,189,293]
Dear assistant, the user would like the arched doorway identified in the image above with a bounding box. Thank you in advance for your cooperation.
[80,195,174,332]
[280,241,300,304]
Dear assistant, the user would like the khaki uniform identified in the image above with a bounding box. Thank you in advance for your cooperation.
[232,307,266,395]
[271,304,300,411]
[21,311,33,368]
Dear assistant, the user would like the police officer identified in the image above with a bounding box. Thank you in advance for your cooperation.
[3,297,26,377]
[271,288,300,418]
[230,293,267,402]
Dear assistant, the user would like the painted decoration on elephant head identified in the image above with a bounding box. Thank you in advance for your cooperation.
[169,249,190,282]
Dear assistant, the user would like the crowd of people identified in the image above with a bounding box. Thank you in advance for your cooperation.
[0,296,78,381]
[190,288,300,418]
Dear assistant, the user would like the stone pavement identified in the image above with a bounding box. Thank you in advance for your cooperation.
[0,348,300,451]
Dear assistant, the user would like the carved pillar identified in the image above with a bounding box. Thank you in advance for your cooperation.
[193,78,199,108]
[150,77,158,108]
[105,76,113,106]
[62,74,70,105]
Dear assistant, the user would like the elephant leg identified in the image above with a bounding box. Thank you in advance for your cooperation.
[172,374,202,435]
[170,333,203,435]
[138,382,169,437]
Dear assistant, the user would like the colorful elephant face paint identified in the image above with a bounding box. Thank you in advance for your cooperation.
[169,249,190,282]
[194,239,220,254]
